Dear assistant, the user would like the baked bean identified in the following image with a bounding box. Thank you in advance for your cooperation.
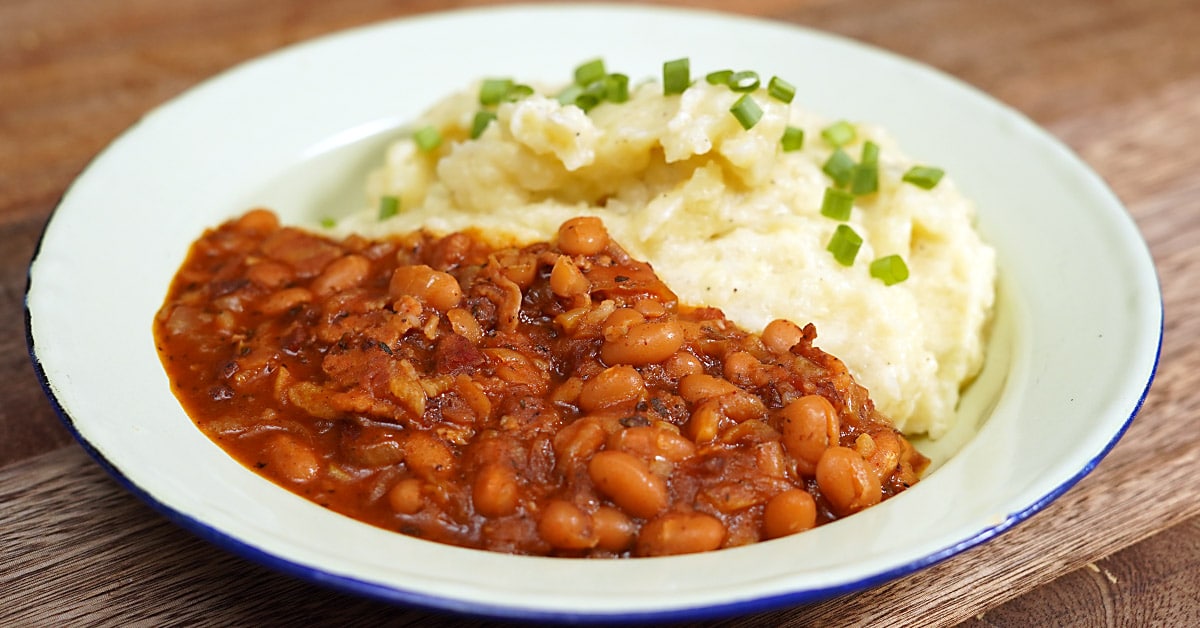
[602,307,646,339]
[677,373,739,404]
[593,505,636,551]
[723,351,762,388]
[684,398,727,444]
[259,287,312,316]
[633,298,667,319]
[762,489,817,539]
[663,350,704,380]
[549,255,591,298]
[601,319,685,366]
[245,260,293,288]
[473,463,520,517]
[611,425,697,462]
[557,216,609,256]
[233,208,280,233]
[553,417,607,469]
[389,264,463,312]
[403,431,456,479]
[312,254,370,296]
[538,500,597,550]
[578,365,645,413]
[779,394,840,477]
[388,478,424,514]
[816,446,882,517]
[261,433,319,483]
[635,511,726,556]
[588,450,669,519]
[857,431,902,481]
[762,319,805,355]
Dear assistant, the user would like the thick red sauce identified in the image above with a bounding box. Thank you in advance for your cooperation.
[154,209,926,557]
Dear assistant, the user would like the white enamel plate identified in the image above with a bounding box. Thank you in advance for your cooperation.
[26,4,1161,622]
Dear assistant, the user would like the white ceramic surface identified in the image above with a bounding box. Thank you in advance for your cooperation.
[25,4,1161,622]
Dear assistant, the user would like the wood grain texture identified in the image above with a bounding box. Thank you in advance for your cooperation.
[4,0,1199,625]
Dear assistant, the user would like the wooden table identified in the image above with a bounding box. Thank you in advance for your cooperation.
[3,0,1197,625]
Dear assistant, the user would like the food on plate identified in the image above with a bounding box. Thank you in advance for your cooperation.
[154,210,927,557]
[336,58,996,439]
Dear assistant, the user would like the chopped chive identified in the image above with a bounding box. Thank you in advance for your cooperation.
[728,70,760,93]
[781,126,805,152]
[730,94,763,130]
[470,110,497,139]
[505,83,534,101]
[767,76,796,103]
[822,148,856,187]
[902,165,945,189]
[556,84,584,106]
[850,142,880,195]
[827,224,863,266]
[663,57,691,95]
[319,217,337,228]
[605,73,630,103]
[574,58,607,86]
[820,187,855,220]
[821,120,856,147]
[870,254,909,285]
[412,125,442,152]
[479,78,513,106]
[705,69,734,85]
[378,195,399,220]
[575,80,608,112]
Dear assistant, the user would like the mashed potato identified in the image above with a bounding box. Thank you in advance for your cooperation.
[336,73,995,439]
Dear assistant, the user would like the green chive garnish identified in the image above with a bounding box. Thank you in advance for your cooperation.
[470,110,497,139]
[730,94,763,130]
[781,126,805,152]
[767,76,796,103]
[728,70,760,93]
[605,73,630,103]
[820,187,855,221]
[827,224,863,266]
[479,78,513,106]
[505,84,534,101]
[821,120,856,147]
[574,58,607,86]
[575,80,608,112]
[823,149,856,187]
[663,58,691,95]
[319,217,337,228]
[378,195,399,220]
[705,69,734,85]
[870,255,910,285]
[556,84,584,106]
[850,140,880,195]
[413,125,442,152]
[902,165,945,189]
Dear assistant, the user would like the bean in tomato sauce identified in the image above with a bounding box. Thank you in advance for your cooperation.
[154,209,927,557]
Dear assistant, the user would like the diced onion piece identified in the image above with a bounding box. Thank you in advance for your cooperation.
[767,76,796,103]
[378,195,399,220]
[663,58,691,95]
[902,165,945,189]
[821,120,856,147]
[822,149,856,187]
[870,254,910,285]
[826,224,862,266]
[729,94,763,130]
[413,126,442,152]
[820,187,855,221]
[781,126,805,152]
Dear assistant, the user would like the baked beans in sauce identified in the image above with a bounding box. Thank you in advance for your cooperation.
[155,209,927,557]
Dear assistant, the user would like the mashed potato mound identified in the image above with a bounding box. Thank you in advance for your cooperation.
[337,77,995,439]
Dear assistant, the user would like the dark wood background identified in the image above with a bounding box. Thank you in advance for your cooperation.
[3,0,1198,625]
